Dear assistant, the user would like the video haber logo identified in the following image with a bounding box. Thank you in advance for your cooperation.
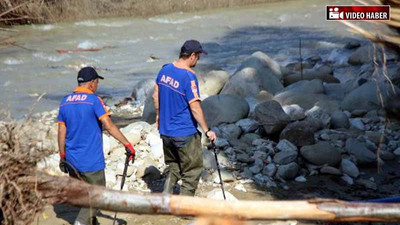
[326,5,390,21]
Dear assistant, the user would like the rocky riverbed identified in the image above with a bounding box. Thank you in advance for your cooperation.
[2,38,400,225]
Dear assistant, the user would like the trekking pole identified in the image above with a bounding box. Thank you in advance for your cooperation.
[211,141,226,200]
[112,150,132,225]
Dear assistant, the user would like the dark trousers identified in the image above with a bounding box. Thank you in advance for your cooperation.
[69,169,106,225]
[161,132,203,196]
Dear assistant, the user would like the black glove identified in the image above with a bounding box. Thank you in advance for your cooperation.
[59,158,68,173]
[207,141,217,151]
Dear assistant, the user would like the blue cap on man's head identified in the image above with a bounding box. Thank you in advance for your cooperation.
[181,40,208,55]
[77,67,104,83]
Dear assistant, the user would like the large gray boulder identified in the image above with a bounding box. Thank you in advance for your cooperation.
[305,106,331,128]
[273,151,298,165]
[279,79,324,94]
[342,82,398,111]
[350,118,365,130]
[245,94,274,117]
[279,121,316,147]
[320,166,342,175]
[330,111,350,129]
[131,78,154,104]
[276,139,298,152]
[202,94,249,128]
[345,138,377,164]
[341,159,360,178]
[274,91,340,114]
[263,163,277,177]
[282,104,306,121]
[236,51,286,80]
[198,70,230,96]
[276,162,299,180]
[324,83,346,101]
[142,93,156,124]
[345,40,361,49]
[240,133,261,145]
[283,66,340,85]
[235,118,259,133]
[221,51,284,98]
[300,142,342,166]
[249,158,264,174]
[386,63,400,85]
[348,45,372,65]
[219,124,242,140]
[254,100,290,134]
[193,63,222,74]
[341,82,379,111]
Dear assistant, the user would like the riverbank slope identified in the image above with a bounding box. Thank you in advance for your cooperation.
[0,0,291,25]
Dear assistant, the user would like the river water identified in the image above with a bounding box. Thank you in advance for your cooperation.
[0,0,370,119]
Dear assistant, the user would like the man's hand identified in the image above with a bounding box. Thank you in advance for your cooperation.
[59,152,68,173]
[124,143,136,164]
[206,130,217,142]
[156,115,160,130]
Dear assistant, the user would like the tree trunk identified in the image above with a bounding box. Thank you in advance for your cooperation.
[20,172,400,222]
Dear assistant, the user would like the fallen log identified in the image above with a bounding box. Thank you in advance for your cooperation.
[56,46,116,54]
[194,217,248,225]
[19,172,400,222]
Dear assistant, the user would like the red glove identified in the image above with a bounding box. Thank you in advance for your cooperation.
[124,143,136,163]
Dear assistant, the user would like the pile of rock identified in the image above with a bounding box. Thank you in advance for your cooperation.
[35,117,166,191]
[139,42,400,190]
[199,106,400,190]
[11,39,400,195]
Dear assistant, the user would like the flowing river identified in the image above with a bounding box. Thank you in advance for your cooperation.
[0,0,369,119]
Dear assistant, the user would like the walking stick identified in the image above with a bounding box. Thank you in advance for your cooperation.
[112,149,132,225]
[211,141,226,200]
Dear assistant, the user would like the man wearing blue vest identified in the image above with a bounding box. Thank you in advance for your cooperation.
[57,67,136,225]
[152,40,217,196]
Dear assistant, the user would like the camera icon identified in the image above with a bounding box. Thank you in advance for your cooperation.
[329,7,343,19]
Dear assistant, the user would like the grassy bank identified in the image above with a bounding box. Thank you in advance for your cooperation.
[0,0,288,25]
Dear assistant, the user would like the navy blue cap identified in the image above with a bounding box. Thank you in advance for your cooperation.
[181,40,208,55]
[77,67,104,83]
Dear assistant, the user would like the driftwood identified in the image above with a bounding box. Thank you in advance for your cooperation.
[56,46,116,54]
[18,172,400,222]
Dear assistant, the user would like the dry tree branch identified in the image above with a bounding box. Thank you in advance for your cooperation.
[379,44,397,93]
[371,44,384,173]
[355,0,374,5]
[24,93,46,123]
[0,1,30,18]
